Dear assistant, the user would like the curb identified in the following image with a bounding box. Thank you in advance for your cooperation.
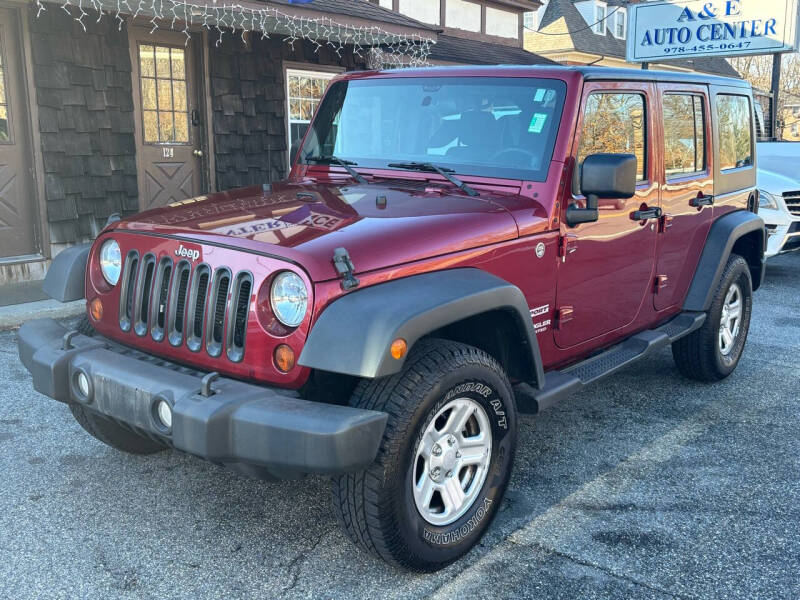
[0,299,85,331]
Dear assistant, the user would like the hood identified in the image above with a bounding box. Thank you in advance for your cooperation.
[757,142,800,182]
[757,167,800,197]
[113,179,524,282]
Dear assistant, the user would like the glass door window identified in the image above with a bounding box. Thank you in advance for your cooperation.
[287,69,336,153]
[138,44,190,144]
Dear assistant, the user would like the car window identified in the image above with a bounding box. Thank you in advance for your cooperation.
[577,93,646,182]
[663,94,706,178]
[300,77,567,182]
[717,94,753,171]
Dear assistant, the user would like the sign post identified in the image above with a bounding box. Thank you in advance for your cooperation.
[771,53,782,140]
[626,0,800,63]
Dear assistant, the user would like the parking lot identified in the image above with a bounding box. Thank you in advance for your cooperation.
[1,252,798,600]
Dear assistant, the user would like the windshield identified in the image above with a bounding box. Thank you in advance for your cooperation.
[299,77,567,182]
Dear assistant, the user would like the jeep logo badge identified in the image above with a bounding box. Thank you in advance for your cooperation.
[175,244,201,261]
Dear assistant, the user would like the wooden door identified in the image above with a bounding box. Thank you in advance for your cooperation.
[130,29,203,210]
[0,8,37,259]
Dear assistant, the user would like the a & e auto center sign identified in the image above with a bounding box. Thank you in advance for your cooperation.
[626,0,800,62]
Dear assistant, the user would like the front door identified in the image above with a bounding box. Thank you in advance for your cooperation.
[555,83,659,349]
[654,85,714,311]
[131,29,203,210]
[0,8,37,259]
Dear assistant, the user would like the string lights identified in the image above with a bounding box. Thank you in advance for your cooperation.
[37,0,433,66]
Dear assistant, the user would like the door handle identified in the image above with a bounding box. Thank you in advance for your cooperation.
[193,150,204,158]
[691,194,714,207]
[631,207,663,221]
[191,109,201,127]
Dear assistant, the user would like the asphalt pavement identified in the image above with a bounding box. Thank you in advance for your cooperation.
[1,253,798,600]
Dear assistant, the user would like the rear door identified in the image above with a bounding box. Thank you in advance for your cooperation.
[653,84,714,311]
[555,81,659,349]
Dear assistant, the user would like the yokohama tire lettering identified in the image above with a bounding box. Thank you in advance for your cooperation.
[423,498,493,546]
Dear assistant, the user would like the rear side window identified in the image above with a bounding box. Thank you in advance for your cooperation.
[663,94,706,178]
[577,93,646,181]
[716,95,753,171]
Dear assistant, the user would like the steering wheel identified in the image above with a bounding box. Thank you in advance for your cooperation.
[490,147,538,163]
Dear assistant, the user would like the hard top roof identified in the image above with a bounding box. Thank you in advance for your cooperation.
[345,64,750,89]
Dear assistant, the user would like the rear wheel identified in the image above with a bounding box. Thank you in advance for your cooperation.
[332,339,517,572]
[69,404,166,455]
[672,253,753,381]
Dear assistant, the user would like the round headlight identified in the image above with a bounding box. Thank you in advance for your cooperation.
[270,272,308,328]
[99,240,122,285]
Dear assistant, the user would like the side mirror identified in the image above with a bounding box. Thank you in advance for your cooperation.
[566,153,637,227]
[290,137,303,167]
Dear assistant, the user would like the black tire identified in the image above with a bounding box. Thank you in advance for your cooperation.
[75,314,95,337]
[672,253,753,382]
[69,404,167,455]
[332,339,517,572]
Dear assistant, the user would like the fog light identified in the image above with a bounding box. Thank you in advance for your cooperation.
[156,399,173,430]
[89,298,103,321]
[274,344,296,373]
[76,372,90,398]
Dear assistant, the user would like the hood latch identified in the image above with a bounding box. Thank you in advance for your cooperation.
[332,247,360,291]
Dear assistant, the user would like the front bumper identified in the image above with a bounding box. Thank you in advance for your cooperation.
[765,220,800,257]
[18,318,387,479]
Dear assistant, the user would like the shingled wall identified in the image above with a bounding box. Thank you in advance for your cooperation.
[209,37,366,191]
[28,10,138,247]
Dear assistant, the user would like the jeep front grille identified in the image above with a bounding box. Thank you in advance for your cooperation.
[784,191,800,217]
[119,253,253,362]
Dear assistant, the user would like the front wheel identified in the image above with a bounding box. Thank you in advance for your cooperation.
[672,253,753,382]
[69,404,167,455]
[332,339,517,572]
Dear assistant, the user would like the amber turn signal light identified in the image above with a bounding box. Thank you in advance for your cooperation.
[89,298,103,321]
[390,339,407,360]
[274,344,296,373]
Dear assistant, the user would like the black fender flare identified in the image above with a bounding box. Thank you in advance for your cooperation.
[298,268,545,387]
[684,210,765,312]
[42,242,91,302]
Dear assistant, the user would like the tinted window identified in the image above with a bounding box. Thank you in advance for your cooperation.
[300,77,567,182]
[663,94,705,178]
[577,93,646,181]
[717,95,753,170]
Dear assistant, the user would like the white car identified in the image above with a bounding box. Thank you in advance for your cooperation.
[757,142,800,257]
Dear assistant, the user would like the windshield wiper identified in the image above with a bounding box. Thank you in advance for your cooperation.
[387,162,478,197]
[306,155,367,184]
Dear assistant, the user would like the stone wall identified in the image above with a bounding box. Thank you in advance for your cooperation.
[28,10,138,246]
[208,37,365,191]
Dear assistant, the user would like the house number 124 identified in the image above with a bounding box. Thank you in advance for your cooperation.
[162,147,174,158]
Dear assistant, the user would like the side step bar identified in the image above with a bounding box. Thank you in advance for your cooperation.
[514,311,706,414]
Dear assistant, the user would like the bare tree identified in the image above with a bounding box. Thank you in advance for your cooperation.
[730,53,800,139]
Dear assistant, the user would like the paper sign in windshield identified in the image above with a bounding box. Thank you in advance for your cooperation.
[528,113,548,133]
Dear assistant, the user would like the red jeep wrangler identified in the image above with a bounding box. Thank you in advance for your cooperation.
[19,66,765,571]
